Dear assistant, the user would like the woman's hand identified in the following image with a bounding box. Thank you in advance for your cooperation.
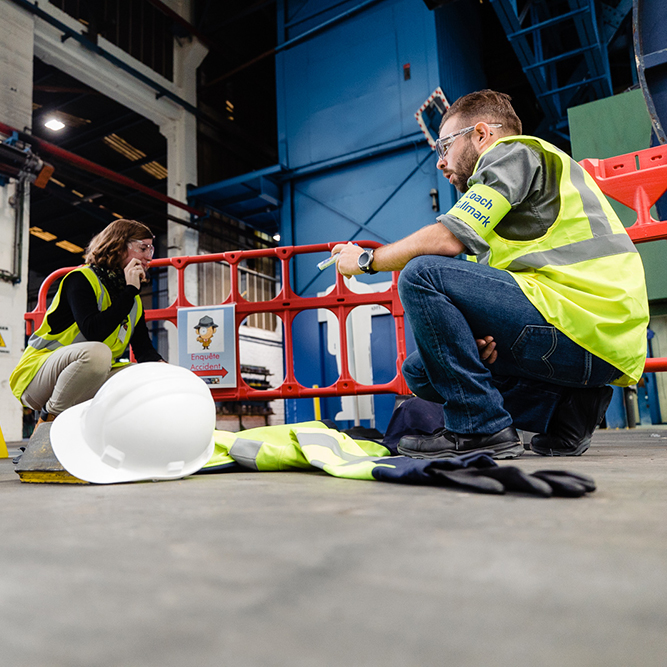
[124,258,145,290]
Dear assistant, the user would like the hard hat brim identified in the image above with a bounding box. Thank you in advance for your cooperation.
[50,399,215,484]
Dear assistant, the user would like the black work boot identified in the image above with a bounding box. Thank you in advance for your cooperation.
[397,426,523,460]
[531,386,613,457]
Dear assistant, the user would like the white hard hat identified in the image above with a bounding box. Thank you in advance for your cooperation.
[50,363,216,484]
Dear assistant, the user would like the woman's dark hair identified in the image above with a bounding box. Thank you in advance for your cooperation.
[84,219,154,270]
[440,89,522,136]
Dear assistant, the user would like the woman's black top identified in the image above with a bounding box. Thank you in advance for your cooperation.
[45,267,163,363]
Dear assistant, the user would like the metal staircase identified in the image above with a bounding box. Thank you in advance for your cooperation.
[489,0,631,140]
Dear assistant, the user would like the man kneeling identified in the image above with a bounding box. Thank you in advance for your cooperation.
[331,90,648,459]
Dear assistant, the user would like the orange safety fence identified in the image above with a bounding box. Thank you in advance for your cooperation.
[580,145,667,242]
[25,242,411,402]
[580,145,667,372]
[25,145,667,396]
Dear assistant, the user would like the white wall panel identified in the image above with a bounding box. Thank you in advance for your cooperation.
[0,0,34,441]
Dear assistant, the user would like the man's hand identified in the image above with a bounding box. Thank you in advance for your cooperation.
[330,242,364,277]
[476,335,497,364]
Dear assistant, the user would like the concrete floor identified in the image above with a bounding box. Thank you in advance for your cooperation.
[1,427,666,667]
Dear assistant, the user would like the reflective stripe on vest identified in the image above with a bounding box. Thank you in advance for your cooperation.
[229,437,264,471]
[505,233,636,271]
[28,285,105,352]
[295,429,383,479]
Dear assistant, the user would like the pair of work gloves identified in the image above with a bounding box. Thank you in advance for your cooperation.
[373,452,595,498]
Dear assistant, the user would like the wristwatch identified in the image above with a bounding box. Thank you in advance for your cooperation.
[357,248,377,274]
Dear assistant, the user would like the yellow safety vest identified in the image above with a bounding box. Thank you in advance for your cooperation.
[9,265,143,402]
[204,421,392,480]
[445,135,649,385]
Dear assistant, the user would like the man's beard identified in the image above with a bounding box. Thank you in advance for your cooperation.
[450,139,478,193]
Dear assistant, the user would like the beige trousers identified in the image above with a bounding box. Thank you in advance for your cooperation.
[21,342,130,416]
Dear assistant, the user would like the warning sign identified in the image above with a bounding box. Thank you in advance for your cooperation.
[0,326,10,354]
[177,305,237,387]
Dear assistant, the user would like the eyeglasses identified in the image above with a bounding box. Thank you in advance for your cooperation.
[128,240,155,258]
[435,124,502,161]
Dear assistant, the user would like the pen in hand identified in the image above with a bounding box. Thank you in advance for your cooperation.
[317,254,339,271]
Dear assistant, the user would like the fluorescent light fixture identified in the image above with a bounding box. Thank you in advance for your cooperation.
[45,118,65,131]
[103,134,146,161]
[141,161,168,180]
[56,240,84,254]
[30,226,57,242]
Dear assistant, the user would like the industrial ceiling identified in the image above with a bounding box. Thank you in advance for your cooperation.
[19,0,278,302]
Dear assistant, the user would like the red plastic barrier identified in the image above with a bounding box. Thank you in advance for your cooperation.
[26,243,411,402]
[581,146,667,372]
[580,145,667,243]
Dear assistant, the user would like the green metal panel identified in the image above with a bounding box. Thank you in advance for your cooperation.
[568,89,652,162]
[568,89,667,301]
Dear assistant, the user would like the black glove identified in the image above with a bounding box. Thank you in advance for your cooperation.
[426,463,596,498]
[531,469,596,497]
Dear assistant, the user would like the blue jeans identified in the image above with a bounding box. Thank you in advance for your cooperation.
[398,256,622,435]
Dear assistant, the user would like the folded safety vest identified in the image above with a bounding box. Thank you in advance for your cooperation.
[199,421,495,484]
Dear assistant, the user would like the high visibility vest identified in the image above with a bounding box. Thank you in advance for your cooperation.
[202,422,498,485]
[203,421,421,480]
[444,135,649,385]
[9,265,143,402]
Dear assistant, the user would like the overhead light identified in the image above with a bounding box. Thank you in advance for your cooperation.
[273,233,281,242]
[141,161,168,180]
[30,226,57,242]
[103,133,146,161]
[56,240,84,254]
[45,118,65,131]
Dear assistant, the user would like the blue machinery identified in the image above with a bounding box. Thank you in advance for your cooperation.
[188,0,667,430]
[189,0,449,428]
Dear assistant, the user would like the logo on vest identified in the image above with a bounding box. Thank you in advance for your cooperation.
[454,191,493,226]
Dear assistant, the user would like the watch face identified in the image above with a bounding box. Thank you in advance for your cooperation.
[358,250,371,271]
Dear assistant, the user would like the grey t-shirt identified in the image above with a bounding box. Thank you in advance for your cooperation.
[437,139,563,258]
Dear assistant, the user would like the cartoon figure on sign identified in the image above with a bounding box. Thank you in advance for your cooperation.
[194,315,218,350]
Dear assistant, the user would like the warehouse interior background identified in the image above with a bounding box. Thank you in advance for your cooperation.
[1,0,666,441]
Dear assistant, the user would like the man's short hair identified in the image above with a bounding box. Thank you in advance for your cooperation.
[440,89,522,136]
